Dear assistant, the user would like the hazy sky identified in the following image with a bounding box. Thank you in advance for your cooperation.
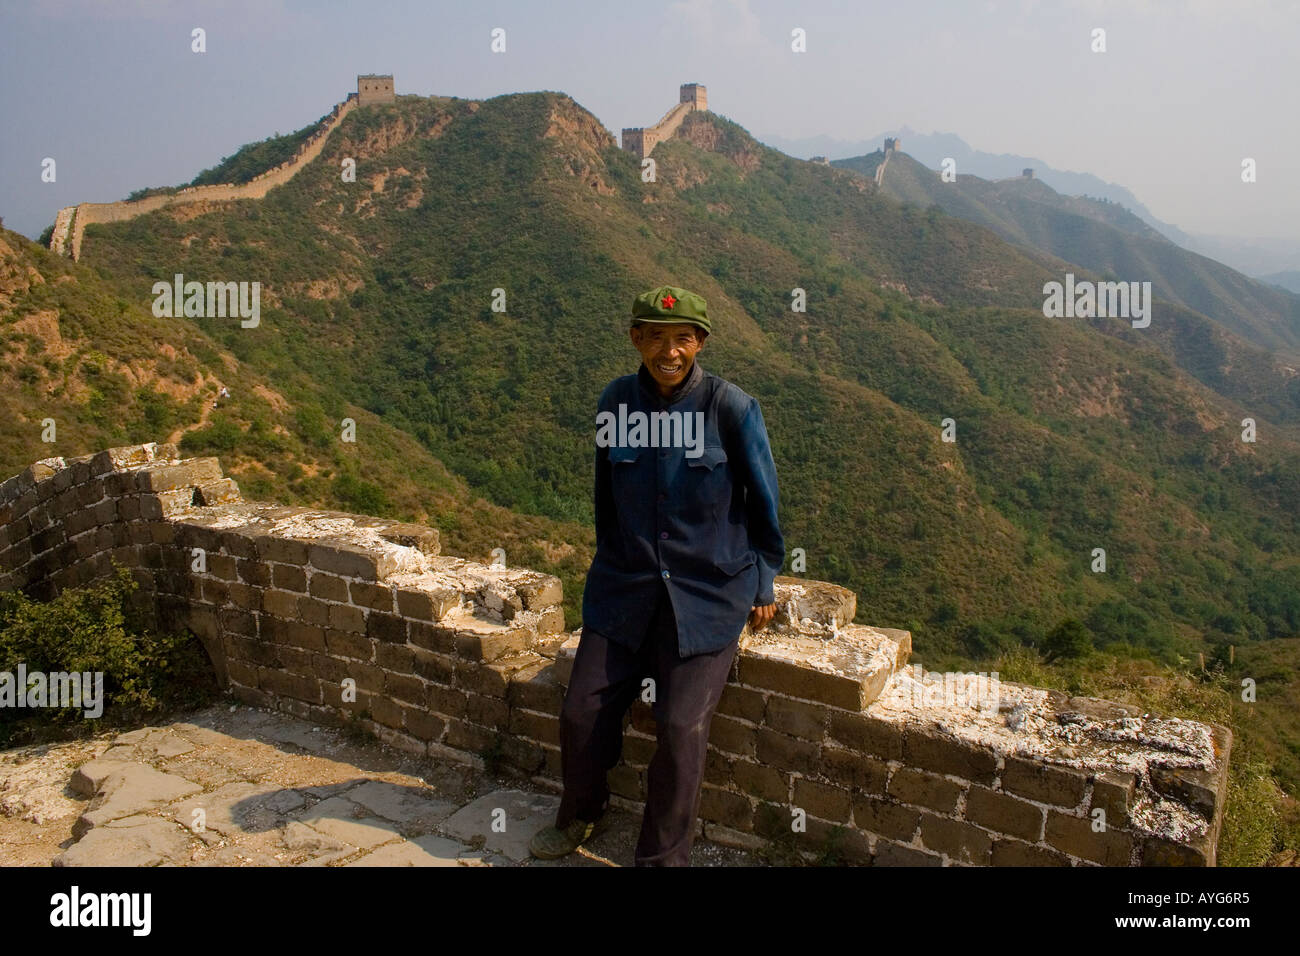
[1,0,1296,242]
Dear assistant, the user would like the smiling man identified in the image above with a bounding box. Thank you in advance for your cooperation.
[529,284,784,866]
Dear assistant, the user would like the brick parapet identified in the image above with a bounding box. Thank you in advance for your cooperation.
[0,443,1231,866]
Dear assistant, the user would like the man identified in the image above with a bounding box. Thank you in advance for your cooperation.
[529,284,784,866]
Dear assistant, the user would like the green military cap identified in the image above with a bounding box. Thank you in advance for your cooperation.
[631,285,710,335]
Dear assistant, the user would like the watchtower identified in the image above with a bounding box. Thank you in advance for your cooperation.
[357,74,395,106]
[680,83,708,110]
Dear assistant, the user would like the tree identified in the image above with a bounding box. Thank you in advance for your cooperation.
[1042,617,1091,662]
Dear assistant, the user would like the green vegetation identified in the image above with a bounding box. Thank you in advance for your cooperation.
[0,563,219,747]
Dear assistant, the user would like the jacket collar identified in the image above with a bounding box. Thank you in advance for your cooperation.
[637,358,705,406]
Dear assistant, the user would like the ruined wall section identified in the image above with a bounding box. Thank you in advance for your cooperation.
[0,444,1232,866]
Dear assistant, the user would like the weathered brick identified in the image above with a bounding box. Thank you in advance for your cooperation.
[765,696,831,741]
[427,684,468,719]
[309,573,349,602]
[703,749,733,787]
[329,603,366,634]
[454,622,533,663]
[902,727,997,784]
[411,648,456,685]
[466,693,510,729]
[793,778,851,823]
[708,714,757,757]
[409,621,457,655]
[887,767,965,814]
[802,819,873,865]
[271,563,307,592]
[717,683,766,723]
[350,580,395,612]
[236,559,272,588]
[700,786,753,830]
[991,838,1071,866]
[397,707,444,743]
[730,760,790,802]
[499,735,544,773]
[298,597,331,627]
[374,642,415,674]
[324,628,373,661]
[1089,771,1136,829]
[873,838,942,867]
[262,588,299,620]
[819,746,890,794]
[851,796,920,842]
[258,668,321,705]
[827,712,904,760]
[308,541,382,581]
[507,660,564,714]
[509,709,560,746]
[384,671,427,707]
[366,612,408,644]
[738,654,882,710]
[395,585,460,622]
[965,785,1045,842]
[1140,834,1212,867]
[259,537,309,565]
[1149,765,1219,818]
[444,718,497,754]
[1044,810,1133,866]
[226,659,260,688]
[1002,756,1089,808]
[369,695,405,731]
[918,812,992,864]
[457,656,529,698]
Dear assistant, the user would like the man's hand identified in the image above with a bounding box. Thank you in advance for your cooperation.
[748,602,776,631]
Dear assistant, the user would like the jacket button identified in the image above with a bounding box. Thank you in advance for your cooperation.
[659,531,668,539]
[661,570,670,579]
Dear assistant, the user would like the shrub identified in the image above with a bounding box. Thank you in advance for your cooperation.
[0,562,219,747]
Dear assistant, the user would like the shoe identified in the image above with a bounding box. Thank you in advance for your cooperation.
[529,817,599,860]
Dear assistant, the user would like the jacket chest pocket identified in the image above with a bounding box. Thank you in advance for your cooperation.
[609,445,649,499]
[683,444,729,507]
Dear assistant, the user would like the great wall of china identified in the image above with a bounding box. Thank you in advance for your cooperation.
[47,74,403,262]
[0,442,1233,866]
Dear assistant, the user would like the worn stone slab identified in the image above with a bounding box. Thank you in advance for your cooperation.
[73,765,202,837]
[173,781,280,840]
[279,820,357,865]
[55,814,194,867]
[345,834,472,867]
[345,780,459,832]
[439,789,560,862]
[294,796,403,849]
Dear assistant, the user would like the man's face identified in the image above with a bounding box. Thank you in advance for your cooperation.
[630,322,706,394]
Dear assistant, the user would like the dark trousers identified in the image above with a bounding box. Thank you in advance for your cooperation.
[556,583,739,866]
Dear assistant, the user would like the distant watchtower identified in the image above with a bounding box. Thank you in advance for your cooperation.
[1022,167,1035,179]
[884,137,901,153]
[679,83,707,110]
[357,74,395,106]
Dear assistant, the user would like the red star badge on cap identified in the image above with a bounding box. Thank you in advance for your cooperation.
[661,293,677,309]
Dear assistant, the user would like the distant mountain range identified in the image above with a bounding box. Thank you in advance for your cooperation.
[758,125,1300,279]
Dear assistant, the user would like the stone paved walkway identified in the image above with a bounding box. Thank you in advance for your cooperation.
[0,704,762,867]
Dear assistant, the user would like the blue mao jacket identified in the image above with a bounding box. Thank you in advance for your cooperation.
[580,359,784,658]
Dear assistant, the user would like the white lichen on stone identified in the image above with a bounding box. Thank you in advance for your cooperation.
[868,664,1219,839]
[264,514,433,575]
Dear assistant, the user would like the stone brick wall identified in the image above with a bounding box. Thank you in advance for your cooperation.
[0,443,1233,866]
[621,99,696,160]
[51,94,359,261]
